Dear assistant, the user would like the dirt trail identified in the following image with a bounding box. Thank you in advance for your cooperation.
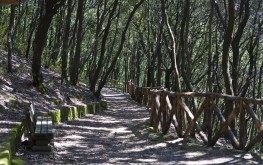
[16,88,263,164]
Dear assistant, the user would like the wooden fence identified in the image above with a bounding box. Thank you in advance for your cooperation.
[127,82,263,152]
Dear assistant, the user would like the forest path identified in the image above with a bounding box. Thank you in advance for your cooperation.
[17,88,263,164]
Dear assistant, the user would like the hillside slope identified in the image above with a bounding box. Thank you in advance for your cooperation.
[0,48,97,142]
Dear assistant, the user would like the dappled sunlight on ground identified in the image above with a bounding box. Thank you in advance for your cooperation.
[15,88,263,164]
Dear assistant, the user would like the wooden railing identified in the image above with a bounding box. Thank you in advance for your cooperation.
[127,81,263,152]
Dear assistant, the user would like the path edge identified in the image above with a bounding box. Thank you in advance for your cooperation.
[0,101,107,165]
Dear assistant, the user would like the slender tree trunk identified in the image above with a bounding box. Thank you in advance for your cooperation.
[203,0,215,135]
[231,0,250,96]
[94,0,145,98]
[222,0,235,96]
[25,2,39,59]
[221,0,235,133]
[70,0,84,85]
[88,1,106,89]
[7,5,16,73]
[207,0,215,92]
[146,0,153,87]
[89,0,119,93]
[32,0,65,87]
[162,0,181,92]
[156,10,164,86]
[61,0,73,84]
[179,0,192,92]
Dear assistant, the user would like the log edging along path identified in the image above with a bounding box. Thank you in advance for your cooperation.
[0,101,106,165]
[15,87,263,164]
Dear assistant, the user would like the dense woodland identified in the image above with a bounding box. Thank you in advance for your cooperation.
[0,0,262,99]
[0,0,263,155]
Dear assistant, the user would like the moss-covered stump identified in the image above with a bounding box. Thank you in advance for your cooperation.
[11,157,26,165]
[100,100,107,110]
[47,101,106,124]
[0,101,107,165]
[0,143,10,165]
[0,123,24,165]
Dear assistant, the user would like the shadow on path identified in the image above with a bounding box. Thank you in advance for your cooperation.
[18,88,263,164]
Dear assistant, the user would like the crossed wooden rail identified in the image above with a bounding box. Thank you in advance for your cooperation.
[127,82,263,152]
[0,0,26,5]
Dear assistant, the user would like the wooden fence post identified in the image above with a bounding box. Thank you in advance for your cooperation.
[239,100,246,150]
[150,91,155,127]
[127,82,263,151]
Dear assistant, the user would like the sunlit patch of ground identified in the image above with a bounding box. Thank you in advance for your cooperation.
[15,88,263,164]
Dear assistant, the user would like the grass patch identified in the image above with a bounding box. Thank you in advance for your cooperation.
[143,126,176,140]
[11,157,26,165]
[0,66,5,74]
[53,99,62,105]
[8,98,20,109]
[37,84,48,95]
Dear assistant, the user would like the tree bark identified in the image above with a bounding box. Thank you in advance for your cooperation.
[94,0,145,98]
[222,0,235,96]
[25,1,39,59]
[221,0,235,132]
[207,0,215,92]
[162,0,181,92]
[70,0,84,85]
[61,0,73,84]
[156,5,164,87]
[7,5,16,73]
[89,0,119,93]
[32,0,65,87]
[179,0,192,92]
[231,0,250,96]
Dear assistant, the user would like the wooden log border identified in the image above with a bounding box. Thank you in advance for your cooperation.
[0,101,107,165]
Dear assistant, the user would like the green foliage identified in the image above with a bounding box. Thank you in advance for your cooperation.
[0,146,10,165]
[11,157,26,165]
[144,126,176,140]
[53,99,62,105]
[37,84,48,95]
[100,101,107,110]
[0,104,5,112]
[146,126,155,133]
[76,94,84,101]
[0,66,5,74]
[47,79,57,88]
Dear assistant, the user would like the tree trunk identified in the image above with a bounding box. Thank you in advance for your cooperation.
[231,0,250,96]
[162,0,181,92]
[25,2,39,59]
[89,0,119,93]
[94,0,145,98]
[221,0,235,133]
[70,0,84,85]
[156,10,164,86]
[207,0,215,92]
[32,0,65,87]
[7,5,15,73]
[61,0,73,84]
[222,0,235,96]
[179,0,192,92]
